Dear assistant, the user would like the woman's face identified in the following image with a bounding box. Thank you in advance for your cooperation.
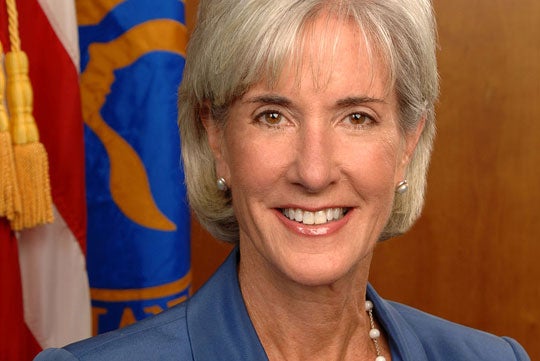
[206,17,423,286]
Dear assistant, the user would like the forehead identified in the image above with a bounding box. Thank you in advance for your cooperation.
[259,13,391,98]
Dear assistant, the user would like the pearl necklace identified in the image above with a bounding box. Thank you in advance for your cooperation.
[365,300,386,361]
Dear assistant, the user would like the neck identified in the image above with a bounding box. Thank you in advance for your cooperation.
[238,245,379,361]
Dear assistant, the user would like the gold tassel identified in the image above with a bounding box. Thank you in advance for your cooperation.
[6,0,53,230]
[0,41,21,221]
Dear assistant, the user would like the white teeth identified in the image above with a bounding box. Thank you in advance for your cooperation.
[314,211,327,225]
[326,209,334,221]
[303,212,315,225]
[294,209,303,222]
[282,208,346,225]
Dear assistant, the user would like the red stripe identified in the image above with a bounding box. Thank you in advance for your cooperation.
[16,0,87,251]
[0,220,42,360]
[0,1,8,48]
[0,2,90,351]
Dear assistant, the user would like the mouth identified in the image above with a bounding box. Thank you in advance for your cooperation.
[280,208,349,225]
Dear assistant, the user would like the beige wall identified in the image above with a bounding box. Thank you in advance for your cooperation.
[188,1,540,358]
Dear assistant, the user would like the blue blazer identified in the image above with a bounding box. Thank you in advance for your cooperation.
[35,248,530,360]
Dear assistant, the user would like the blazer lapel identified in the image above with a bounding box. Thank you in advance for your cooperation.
[367,284,429,361]
[186,247,269,361]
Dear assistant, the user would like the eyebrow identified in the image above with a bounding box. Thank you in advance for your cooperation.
[245,95,292,107]
[335,96,386,107]
[244,94,386,108]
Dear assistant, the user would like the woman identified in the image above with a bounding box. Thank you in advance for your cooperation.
[36,0,530,360]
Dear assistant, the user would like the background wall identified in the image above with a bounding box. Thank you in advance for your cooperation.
[187,1,540,358]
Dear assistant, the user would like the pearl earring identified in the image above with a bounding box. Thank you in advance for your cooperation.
[395,180,408,194]
[217,177,228,191]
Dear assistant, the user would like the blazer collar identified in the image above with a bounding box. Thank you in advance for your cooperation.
[186,247,269,361]
[367,284,428,361]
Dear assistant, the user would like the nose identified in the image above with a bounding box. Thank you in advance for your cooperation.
[287,122,340,193]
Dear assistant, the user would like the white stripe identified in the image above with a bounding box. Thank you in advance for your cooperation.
[18,206,91,348]
[36,0,80,71]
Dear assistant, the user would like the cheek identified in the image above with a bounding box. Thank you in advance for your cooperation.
[224,135,289,194]
[342,137,402,194]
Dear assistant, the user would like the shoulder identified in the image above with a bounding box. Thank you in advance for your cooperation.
[34,302,192,361]
[387,301,530,361]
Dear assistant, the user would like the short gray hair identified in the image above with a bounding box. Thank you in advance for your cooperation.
[178,0,439,242]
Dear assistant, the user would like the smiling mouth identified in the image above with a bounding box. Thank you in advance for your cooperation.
[280,208,349,225]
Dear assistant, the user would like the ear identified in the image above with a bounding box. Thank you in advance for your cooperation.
[200,103,231,182]
[396,116,426,180]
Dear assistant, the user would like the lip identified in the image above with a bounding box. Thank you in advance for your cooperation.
[274,207,351,237]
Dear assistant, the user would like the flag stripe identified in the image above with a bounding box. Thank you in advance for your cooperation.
[36,0,80,71]
[18,208,91,348]
[19,0,87,249]
[13,0,92,350]
[0,220,42,360]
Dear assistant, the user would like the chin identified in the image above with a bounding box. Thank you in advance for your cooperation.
[278,253,362,288]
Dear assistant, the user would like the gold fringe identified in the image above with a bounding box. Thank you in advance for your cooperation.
[0,42,21,221]
[0,133,21,221]
[4,29,54,229]
[10,142,53,230]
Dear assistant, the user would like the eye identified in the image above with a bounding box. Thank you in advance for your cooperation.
[255,110,287,127]
[343,112,375,128]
